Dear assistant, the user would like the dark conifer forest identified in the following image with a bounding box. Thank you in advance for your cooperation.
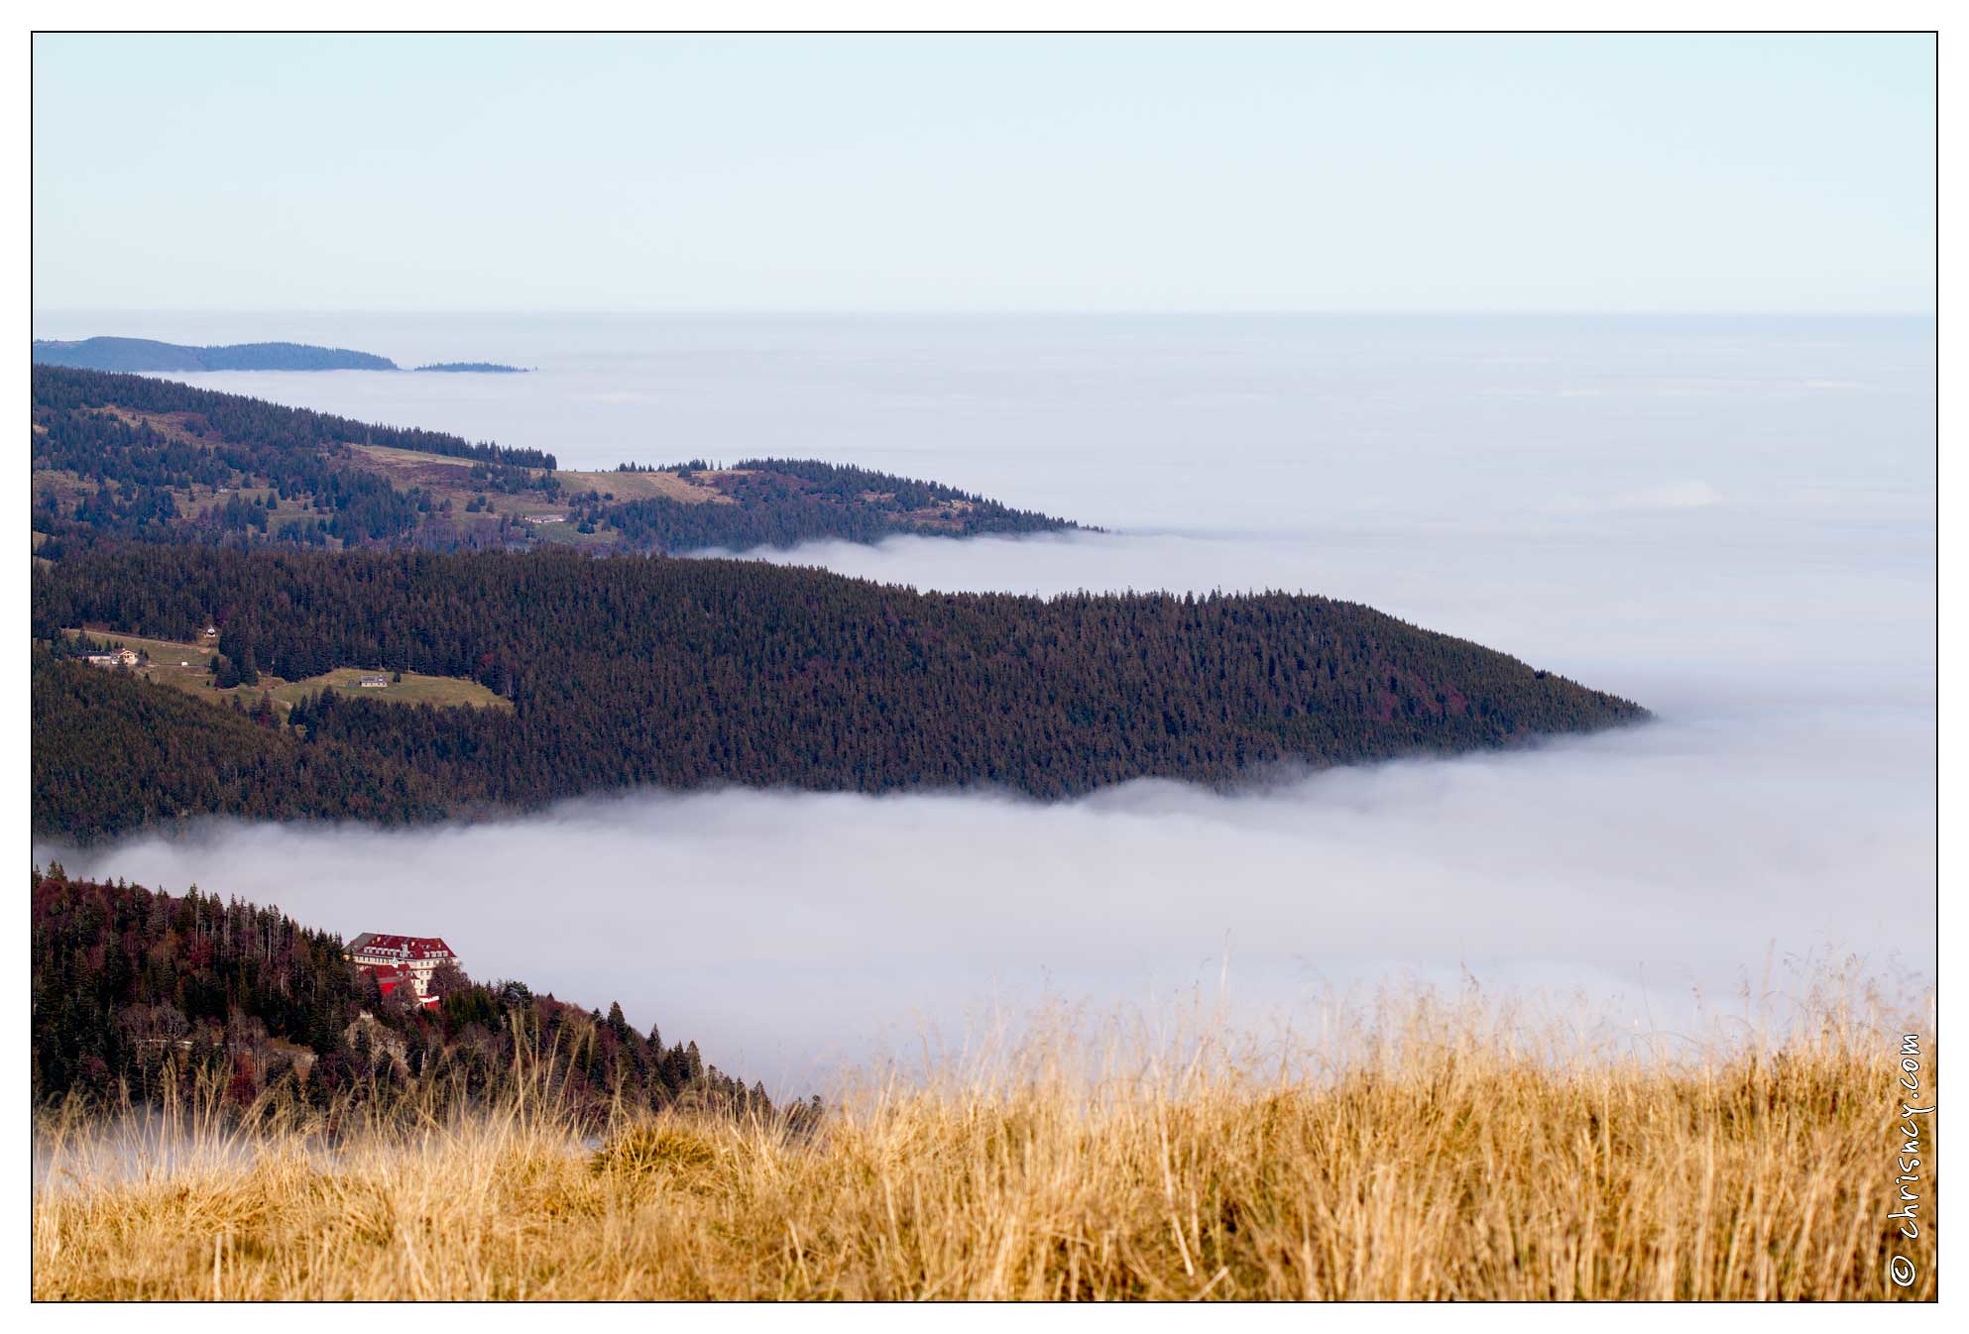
[32,545,1646,840]
[596,456,1074,549]
[31,366,1074,553]
[31,866,775,1119]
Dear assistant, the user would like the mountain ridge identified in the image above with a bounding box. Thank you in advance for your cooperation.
[33,336,400,372]
[30,365,1079,553]
[32,547,1649,840]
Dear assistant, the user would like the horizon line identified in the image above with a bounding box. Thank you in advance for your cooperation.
[30,307,1939,321]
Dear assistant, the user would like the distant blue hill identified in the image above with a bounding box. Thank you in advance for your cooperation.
[31,337,399,372]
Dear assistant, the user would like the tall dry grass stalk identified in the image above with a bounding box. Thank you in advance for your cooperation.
[33,976,1936,1300]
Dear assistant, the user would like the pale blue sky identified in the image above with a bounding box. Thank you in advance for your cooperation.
[33,33,1935,313]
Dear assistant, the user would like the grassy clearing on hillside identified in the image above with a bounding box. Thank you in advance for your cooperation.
[350,443,739,514]
[32,981,1936,1301]
[282,666,512,709]
[558,466,739,505]
[59,629,510,713]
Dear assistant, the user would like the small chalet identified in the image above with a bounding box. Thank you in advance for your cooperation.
[83,647,140,669]
[358,674,390,688]
[346,932,458,1006]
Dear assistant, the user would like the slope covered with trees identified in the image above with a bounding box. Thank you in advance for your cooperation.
[31,366,559,553]
[33,546,1646,840]
[31,366,1074,553]
[34,364,553,467]
[32,652,485,834]
[596,457,1077,549]
[31,866,775,1120]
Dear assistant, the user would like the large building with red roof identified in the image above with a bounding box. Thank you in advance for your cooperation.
[346,932,457,1006]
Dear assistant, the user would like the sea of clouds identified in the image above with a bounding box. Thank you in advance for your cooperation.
[34,314,1935,1088]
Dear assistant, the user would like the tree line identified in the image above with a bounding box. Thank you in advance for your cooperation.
[32,546,1646,841]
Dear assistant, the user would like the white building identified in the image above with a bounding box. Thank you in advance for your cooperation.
[346,933,458,1003]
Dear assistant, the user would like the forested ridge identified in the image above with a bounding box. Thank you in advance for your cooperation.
[31,365,555,552]
[31,866,778,1120]
[31,366,1074,553]
[598,456,1077,549]
[33,364,546,464]
[33,546,1646,840]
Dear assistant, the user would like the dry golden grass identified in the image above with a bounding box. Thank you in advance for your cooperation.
[557,466,742,505]
[349,444,739,509]
[33,984,1936,1301]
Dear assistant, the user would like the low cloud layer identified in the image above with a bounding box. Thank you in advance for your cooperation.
[1614,479,1724,510]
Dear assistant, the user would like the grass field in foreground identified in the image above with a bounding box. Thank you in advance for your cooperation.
[32,985,1936,1301]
